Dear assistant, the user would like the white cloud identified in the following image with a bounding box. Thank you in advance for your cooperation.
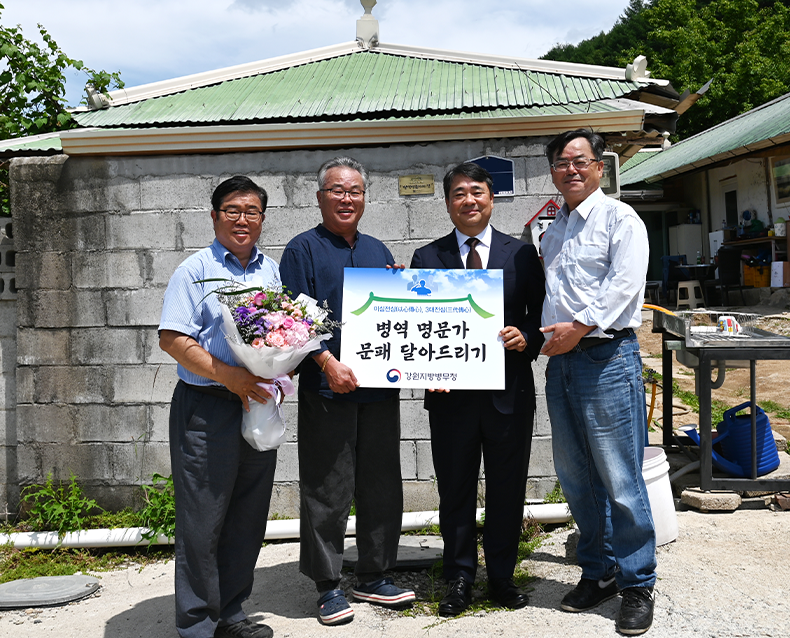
[4,0,633,106]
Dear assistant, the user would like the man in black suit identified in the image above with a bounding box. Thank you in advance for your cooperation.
[410,162,545,616]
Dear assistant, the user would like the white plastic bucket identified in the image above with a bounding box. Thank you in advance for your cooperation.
[643,447,678,546]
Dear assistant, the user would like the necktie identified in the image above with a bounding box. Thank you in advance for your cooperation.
[465,237,482,269]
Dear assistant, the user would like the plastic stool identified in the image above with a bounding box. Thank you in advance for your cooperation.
[676,280,704,309]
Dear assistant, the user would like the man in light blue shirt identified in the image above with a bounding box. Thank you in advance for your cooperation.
[159,176,280,638]
[540,130,656,636]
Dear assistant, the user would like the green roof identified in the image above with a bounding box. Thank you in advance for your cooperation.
[74,51,641,128]
[0,132,62,156]
[620,92,790,185]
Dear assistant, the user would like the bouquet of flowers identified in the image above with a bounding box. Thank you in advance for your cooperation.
[201,280,335,451]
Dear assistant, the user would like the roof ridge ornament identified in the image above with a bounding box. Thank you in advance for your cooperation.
[356,0,379,49]
[84,84,110,110]
[625,55,650,81]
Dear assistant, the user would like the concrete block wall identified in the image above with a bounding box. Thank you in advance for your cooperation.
[8,137,560,516]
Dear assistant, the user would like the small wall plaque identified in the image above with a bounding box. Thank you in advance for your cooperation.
[399,174,435,196]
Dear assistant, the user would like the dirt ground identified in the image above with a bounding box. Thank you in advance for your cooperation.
[636,309,790,436]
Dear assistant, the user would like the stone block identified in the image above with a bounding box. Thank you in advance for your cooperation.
[16,403,74,444]
[259,207,322,246]
[63,173,141,214]
[525,157,556,194]
[35,366,107,404]
[281,403,299,442]
[527,436,555,477]
[71,328,144,364]
[108,443,156,483]
[507,141,550,158]
[10,155,68,184]
[73,404,149,443]
[106,289,165,326]
[402,480,440,512]
[136,442,172,480]
[525,477,559,501]
[72,252,146,289]
[289,174,320,208]
[269,482,300,519]
[38,442,112,484]
[25,290,106,327]
[400,399,430,439]
[0,374,16,406]
[150,251,198,286]
[107,212,180,250]
[143,331,180,365]
[356,201,410,242]
[242,173,288,209]
[14,252,71,291]
[15,367,34,403]
[0,336,17,372]
[140,175,213,212]
[16,329,68,366]
[407,198,452,241]
[681,487,742,512]
[179,211,216,250]
[416,440,435,481]
[274,442,299,482]
[0,408,16,446]
[149,404,171,442]
[533,399,552,437]
[111,365,178,404]
[400,440,417,480]
[0,302,16,337]
[16,444,40,485]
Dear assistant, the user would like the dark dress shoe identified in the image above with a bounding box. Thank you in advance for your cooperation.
[489,578,530,609]
[439,578,472,616]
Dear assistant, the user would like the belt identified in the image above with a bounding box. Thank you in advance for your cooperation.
[184,381,242,403]
[576,328,635,351]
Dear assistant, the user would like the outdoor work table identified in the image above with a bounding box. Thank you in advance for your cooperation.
[653,309,790,491]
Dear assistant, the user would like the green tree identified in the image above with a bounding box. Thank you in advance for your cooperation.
[0,2,123,215]
[541,0,790,140]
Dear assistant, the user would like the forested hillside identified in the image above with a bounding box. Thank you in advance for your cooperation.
[542,0,790,139]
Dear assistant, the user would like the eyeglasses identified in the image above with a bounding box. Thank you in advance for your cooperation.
[550,157,600,172]
[319,187,365,200]
[218,208,263,222]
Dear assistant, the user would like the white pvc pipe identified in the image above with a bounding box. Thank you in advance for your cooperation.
[0,504,571,549]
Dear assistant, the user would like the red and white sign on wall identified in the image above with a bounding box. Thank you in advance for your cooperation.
[522,199,561,250]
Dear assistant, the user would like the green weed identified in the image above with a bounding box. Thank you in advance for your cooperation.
[138,473,176,541]
[20,473,103,538]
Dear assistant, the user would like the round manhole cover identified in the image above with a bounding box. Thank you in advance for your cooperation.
[0,574,100,609]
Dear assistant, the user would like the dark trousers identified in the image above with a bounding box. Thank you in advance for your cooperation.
[297,389,402,586]
[170,381,277,638]
[429,391,533,582]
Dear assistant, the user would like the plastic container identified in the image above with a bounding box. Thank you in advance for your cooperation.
[775,221,786,237]
[717,402,780,477]
[643,447,678,546]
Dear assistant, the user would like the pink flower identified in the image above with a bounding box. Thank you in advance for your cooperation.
[265,330,287,348]
[251,337,266,349]
[253,292,266,307]
[282,316,294,329]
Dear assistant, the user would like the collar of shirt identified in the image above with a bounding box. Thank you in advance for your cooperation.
[455,224,492,269]
[210,237,264,270]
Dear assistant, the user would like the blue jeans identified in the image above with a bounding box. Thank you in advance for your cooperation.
[546,335,656,589]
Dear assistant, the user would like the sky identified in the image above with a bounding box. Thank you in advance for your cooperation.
[3,0,634,107]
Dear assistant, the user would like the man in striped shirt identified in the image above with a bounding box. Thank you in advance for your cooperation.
[159,176,280,638]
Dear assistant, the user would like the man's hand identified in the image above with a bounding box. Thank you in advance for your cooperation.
[540,320,595,356]
[386,264,407,270]
[427,388,450,393]
[499,326,526,352]
[323,356,360,394]
[223,367,274,412]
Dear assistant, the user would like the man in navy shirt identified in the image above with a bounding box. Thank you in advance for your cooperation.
[280,157,414,625]
[159,176,279,638]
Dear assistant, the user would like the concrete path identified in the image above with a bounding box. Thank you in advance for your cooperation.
[2,508,788,638]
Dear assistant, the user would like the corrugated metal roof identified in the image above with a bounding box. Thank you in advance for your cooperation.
[621,92,790,185]
[74,51,640,129]
[0,132,62,156]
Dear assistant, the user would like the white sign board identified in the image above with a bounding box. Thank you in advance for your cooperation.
[340,268,505,389]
